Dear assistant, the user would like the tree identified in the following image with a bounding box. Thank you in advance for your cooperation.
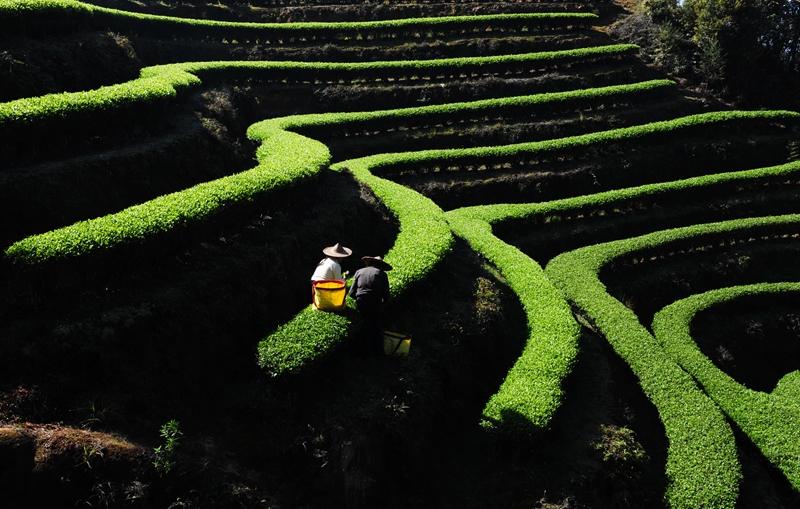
[758,0,800,73]
[614,0,800,106]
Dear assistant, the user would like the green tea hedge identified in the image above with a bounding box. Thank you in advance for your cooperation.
[652,281,800,492]
[458,160,800,230]
[357,110,800,177]
[437,159,800,443]
[546,214,800,508]
[257,304,361,377]
[266,79,676,141]
[5,129,329,267]
[158,44,639,84]
[331,160,454,298]
[0,45,639,155]
[446,208,580,439]
[0,0,90,36]
[0,0,598,41]
[0,66,199,156]
[257,156,453,376]
[89,9,599,43]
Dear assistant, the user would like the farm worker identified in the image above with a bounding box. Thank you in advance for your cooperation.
[310,243,353,289]
[348,255,392,356]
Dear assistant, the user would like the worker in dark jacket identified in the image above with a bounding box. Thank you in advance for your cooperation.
[348,255,392,356]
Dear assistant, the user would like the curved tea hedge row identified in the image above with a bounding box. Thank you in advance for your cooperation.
[0,44,639,151]
[446,208,580,438]
[338,110,800,177]
[92,9,598,43]
[440,159,800,442]
[457,160,800,234]
[546,214,800,509]
[652,282,800,492]
[257,156,454,376]
[151,44,640,83]
[331,160,454,296]
[0,65,200,152]
[265,78,676,141]
[0,0,91,36]
[252,101,800,434]
[0,0,598,41]
[2,70,654,267]
[5,129,329,268]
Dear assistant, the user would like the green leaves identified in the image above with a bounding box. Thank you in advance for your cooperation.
[446,209,580,438]
[0,0,91,37]
[5,128,329,267]
[257,305,359,377]
[346,110,800,177]
[153,419,183,474]
[653,282,800,492]
[335,158,453,298]
[269,79,676,136]
[0,66,200,161]
[546,215,800,509]
[0,0,598,42]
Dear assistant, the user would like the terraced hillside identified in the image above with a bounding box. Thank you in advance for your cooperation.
[1,0,800,508]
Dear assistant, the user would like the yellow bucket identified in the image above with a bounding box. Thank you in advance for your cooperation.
[383,331,411,356]
[312,279,347,312]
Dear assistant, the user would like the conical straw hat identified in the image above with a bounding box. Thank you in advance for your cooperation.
[361,255,392,271]
[322,243,353,257]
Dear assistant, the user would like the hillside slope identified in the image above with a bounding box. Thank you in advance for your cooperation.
[1,1,799,508]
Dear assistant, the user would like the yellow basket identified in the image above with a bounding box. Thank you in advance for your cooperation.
[383,331,411,356]
[312,279,347,312]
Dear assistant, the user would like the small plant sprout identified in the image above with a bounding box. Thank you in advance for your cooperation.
[153,419,183,474]
[78,442,104,470]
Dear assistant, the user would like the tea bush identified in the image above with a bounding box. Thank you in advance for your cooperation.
[0,1,599,41]
[446,208,579,438]
[265,79,676,139]
[89,9,600,43]
[0,0,90,37]
[5,130,329,267]
[257,157,453,376]
[0,45,640,155]
[547,214,800,508]
[359,110,800,176]
[441,159,800,441]
[653,281,800,492]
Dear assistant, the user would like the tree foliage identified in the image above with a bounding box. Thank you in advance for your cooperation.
[616,0,800,107]
[759,0,800,73]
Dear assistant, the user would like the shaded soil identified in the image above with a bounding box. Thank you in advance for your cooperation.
[693,297,800,394]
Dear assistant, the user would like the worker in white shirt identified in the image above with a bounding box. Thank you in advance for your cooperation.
[310,243,353,288]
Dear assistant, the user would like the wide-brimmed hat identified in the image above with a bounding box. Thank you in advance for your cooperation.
[361,255,393,271]
[323,243,353,258]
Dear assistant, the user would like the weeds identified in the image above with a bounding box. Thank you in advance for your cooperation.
[591,425,651,508]
[0,384,47,423]
[790,141,800,162]
[88,481,116,508]
[79,399,112,430]
[472,276,503,331]
[594,425,646,467]
[153,419,183,474]
[124,481,148,503]
[77,442,105,470]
